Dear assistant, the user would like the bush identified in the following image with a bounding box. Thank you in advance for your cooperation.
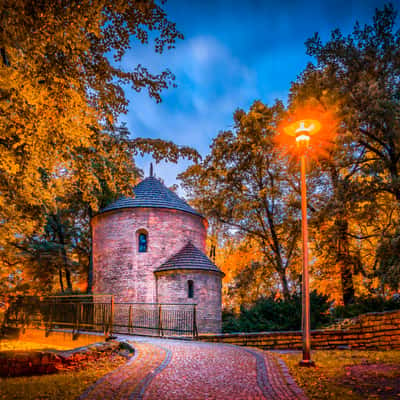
[222,291,332,333]
[331,295,400,320]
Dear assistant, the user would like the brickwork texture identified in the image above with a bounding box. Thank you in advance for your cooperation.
[92,202,223,333]
[199,309,400,350]
[156,269,222,333]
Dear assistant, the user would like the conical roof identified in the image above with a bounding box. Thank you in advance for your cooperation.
[99,176,202,217]
[155,242,223,275]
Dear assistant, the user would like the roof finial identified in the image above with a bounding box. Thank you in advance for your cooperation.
[150,162,154,177]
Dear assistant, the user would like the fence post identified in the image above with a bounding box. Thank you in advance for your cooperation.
[79,303,83,334]
[193,305,198,338]
[73,303,79,338]
[45,302,53,337]
[158,304,163,337]
[103,303,108,336]
[128,304,133,334]
[109,296,114,337]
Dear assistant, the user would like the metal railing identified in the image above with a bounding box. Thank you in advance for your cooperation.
[2,295,198,338]
[113,303,197,337]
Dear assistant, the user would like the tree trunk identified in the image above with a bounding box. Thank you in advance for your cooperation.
[65,267,72,292]
[335,218,355,305]
[59,268,64,293]
[0,48,9,66]
[87,206,93,293]
[278,268,290,300]
[389,161,400,202]
[55,212,73,292]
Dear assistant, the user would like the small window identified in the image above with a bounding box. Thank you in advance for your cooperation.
[138,232,148,253]
[188,280,194,298]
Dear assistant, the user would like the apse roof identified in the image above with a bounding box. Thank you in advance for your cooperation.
[99,176,202,217]
[155,242,223,275]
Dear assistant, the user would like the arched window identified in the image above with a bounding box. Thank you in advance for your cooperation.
[138,232,148,253]
[188,280,194,298]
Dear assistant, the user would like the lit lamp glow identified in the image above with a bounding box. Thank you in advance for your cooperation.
[295,134,311,143]
[284,118,320,367]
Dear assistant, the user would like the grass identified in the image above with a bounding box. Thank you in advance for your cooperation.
[0,340,73,352]
[0,351,127,400]
[276,349,400,400]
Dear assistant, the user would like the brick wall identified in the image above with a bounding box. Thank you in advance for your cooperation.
[199,310,400,350]
[156,269,222,333]
[92,207,207,303]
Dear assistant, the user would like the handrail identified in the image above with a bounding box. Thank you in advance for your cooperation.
[2,296,198,339]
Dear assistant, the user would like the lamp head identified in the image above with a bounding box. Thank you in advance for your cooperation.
[283,119,321,151]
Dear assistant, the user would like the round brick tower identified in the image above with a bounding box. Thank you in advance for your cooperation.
[91,174,223,333]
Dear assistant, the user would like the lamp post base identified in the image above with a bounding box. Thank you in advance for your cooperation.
[299,359,315,367]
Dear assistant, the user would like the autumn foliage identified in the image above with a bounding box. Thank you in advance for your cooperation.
[0,1,198,295]
[0,1,399,319]
[181,4,400,310]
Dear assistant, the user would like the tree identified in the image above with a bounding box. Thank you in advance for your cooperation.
[0,1,201,294]
[300,3,400,198]
[0,0,183,214]
[0,122,200,294]
[180,101,302,300]
[290,4,400,302]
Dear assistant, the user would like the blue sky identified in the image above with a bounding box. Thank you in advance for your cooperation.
[120,0,390,188]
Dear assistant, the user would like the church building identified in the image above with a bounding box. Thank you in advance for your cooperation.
[91,171,223,333]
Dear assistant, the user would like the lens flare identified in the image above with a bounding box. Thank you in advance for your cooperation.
[276,99,339,161]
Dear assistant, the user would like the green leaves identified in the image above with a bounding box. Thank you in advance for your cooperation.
[290,4,400,303]
[180,100,300,300]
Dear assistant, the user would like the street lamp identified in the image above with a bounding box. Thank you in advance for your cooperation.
[284,119,320,367]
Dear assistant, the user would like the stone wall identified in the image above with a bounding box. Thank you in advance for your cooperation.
[92,207,207,303]
[156,269,222,333]
[199,310,400,350]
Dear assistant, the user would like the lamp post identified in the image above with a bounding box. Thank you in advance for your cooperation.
[284,119,320,367]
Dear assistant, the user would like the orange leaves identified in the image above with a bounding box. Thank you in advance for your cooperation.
[0,0,186,295]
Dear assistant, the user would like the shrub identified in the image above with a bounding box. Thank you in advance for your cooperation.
[222,291,332,333]
[332,295,400,319]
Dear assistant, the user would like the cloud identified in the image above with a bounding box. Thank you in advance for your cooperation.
[113,0,390,191]
[120,35,258,187]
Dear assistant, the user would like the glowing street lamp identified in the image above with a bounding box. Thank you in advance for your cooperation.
[284,118,320,367]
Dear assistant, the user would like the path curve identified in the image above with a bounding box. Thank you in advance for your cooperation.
[77,336,307,400]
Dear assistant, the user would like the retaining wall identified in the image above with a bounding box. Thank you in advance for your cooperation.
[199,310,400,350]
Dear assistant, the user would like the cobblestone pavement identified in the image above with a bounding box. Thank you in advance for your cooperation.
[77,335,307,400]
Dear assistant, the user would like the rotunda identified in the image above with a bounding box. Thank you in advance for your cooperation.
[91,172,223,333]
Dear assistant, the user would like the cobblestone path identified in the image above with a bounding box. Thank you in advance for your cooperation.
[77,336,307,400]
